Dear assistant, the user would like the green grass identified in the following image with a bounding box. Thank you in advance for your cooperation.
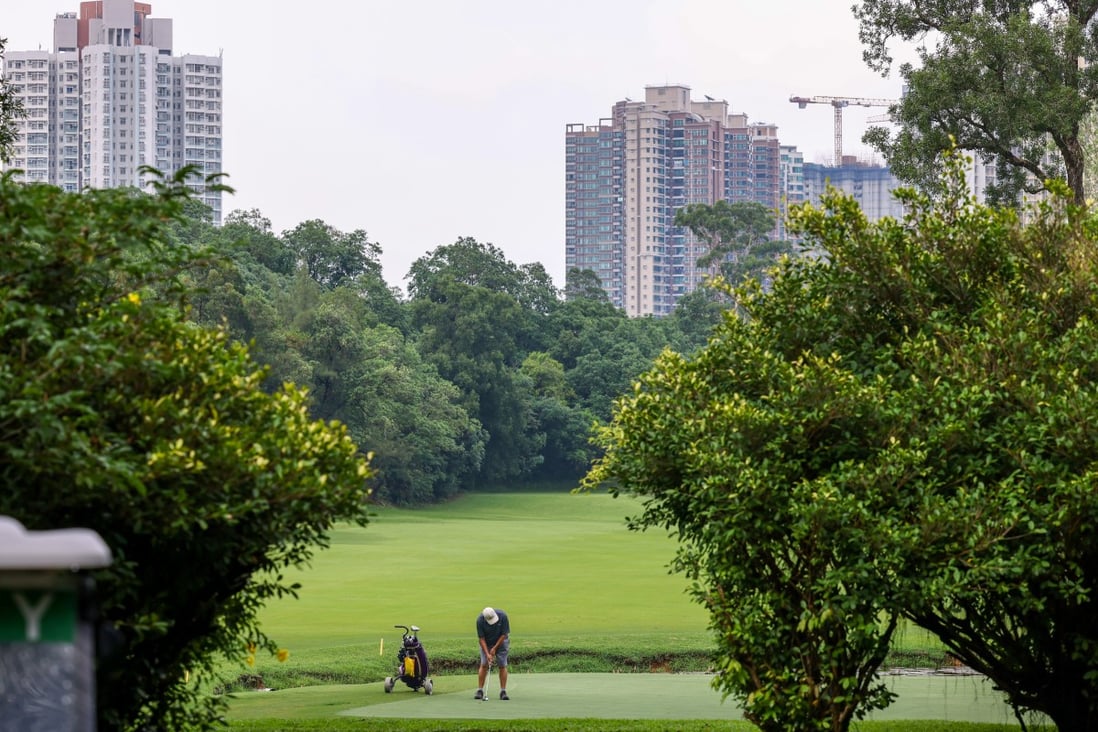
[229,491,712,689]
[223,673,1051,731]
[274,491,709,642]
[216,490,1037,730]
[228,723,1044,732]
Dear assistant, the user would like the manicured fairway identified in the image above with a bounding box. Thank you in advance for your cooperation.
[250,491,711,653]
[227,671,1033,726]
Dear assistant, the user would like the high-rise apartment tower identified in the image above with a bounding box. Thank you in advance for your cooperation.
[1,1,224,222]
[565,84,785,316]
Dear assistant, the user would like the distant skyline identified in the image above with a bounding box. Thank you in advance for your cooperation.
[2,0,911,289]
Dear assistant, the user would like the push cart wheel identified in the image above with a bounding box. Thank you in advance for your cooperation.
[384,677,394,693]
[424,679,433,695]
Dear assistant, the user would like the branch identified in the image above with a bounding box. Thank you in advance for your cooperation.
[946,110,1051,183]
[911,0,947,33]
[1067,0,1098,24]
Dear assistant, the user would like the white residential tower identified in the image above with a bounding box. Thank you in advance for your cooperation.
[1,1,223,221]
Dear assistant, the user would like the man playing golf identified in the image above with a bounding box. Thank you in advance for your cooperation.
[475,606,510,700]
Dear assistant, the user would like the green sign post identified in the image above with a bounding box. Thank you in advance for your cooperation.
[0,517,111,732]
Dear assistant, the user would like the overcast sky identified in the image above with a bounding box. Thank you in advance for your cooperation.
[3,0,911,289]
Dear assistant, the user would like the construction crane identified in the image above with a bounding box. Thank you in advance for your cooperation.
[790,95,895,166]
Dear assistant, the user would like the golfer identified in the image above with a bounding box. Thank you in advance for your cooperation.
[475,606,510,700]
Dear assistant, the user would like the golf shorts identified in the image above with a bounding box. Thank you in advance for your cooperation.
[479,639,509,668]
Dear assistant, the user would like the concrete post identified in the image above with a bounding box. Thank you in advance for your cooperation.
[0,516,112,732]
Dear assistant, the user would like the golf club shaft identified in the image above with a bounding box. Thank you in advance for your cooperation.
[484,659,491,700]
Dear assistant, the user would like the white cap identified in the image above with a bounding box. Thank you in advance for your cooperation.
[482,607,499,625]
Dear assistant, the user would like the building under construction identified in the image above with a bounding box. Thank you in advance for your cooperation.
[565,84,793,317]
[802,158,906,222]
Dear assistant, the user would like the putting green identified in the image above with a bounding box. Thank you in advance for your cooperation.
[343,673,735,721]
[229,672,1030,724]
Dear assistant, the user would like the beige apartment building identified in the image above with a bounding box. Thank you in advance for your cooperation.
[566,84,786,317]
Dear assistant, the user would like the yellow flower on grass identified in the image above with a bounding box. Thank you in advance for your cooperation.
[246,655,255,667]
[127,292,141,305]
[277,649,290,663]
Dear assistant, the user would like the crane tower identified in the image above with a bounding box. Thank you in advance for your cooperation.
[789,95,895,166]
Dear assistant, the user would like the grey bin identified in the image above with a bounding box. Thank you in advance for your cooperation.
[0,516,112,732]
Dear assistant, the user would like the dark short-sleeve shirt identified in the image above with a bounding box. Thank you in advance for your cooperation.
[476,609,510,647]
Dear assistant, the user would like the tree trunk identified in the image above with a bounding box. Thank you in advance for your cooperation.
[1063,136,1086,205]
[1036,676,1098,731]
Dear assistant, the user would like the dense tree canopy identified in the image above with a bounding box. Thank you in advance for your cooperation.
[0,170,372,731]
[0,148,763,513]
[563,267,612,303]
[411,268,544,482]
[587,152,1098,730]
[169,214,713,500]
[282,219,382,290]
[856,0,1098,204]
[664,286,729,354]
[223,209,296,276]
[348,325,486,504]
[160,207,717,501]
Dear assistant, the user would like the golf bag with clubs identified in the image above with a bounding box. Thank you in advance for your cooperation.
[384,624,433,694]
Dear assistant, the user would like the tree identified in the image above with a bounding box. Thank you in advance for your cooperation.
[266,279,484,505]
[406,236,551,304]
[586,151,1098,730]
[0,38,24,163]
[406,236,559,350]
[665,285,729,355]
[413,276,544,482]
[282,219,382,289]
[351,326,487,504]
[293,287,376,420]
[855,0,1098,204]
[585,300,904,731]
[785,158,1098,731]
[520,351,598,480]
[408,238,555,483]
[674,200,777,282]
[224,209,296,276]
[0,170,372,731]
[277,219,408,332]
[564,267,611,303]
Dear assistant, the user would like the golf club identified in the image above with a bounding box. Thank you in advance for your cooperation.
[483,657,491,702]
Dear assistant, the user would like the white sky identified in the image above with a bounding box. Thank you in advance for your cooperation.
[3,0,911,290]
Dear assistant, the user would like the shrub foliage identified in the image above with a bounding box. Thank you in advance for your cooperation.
[0,170,372,731]
[587,151,1098,731]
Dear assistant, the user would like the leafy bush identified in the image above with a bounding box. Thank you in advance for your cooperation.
[587,151,1098,730]
[0,170,372,731]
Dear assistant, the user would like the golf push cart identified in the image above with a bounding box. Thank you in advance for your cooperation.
[384,624,432,695]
